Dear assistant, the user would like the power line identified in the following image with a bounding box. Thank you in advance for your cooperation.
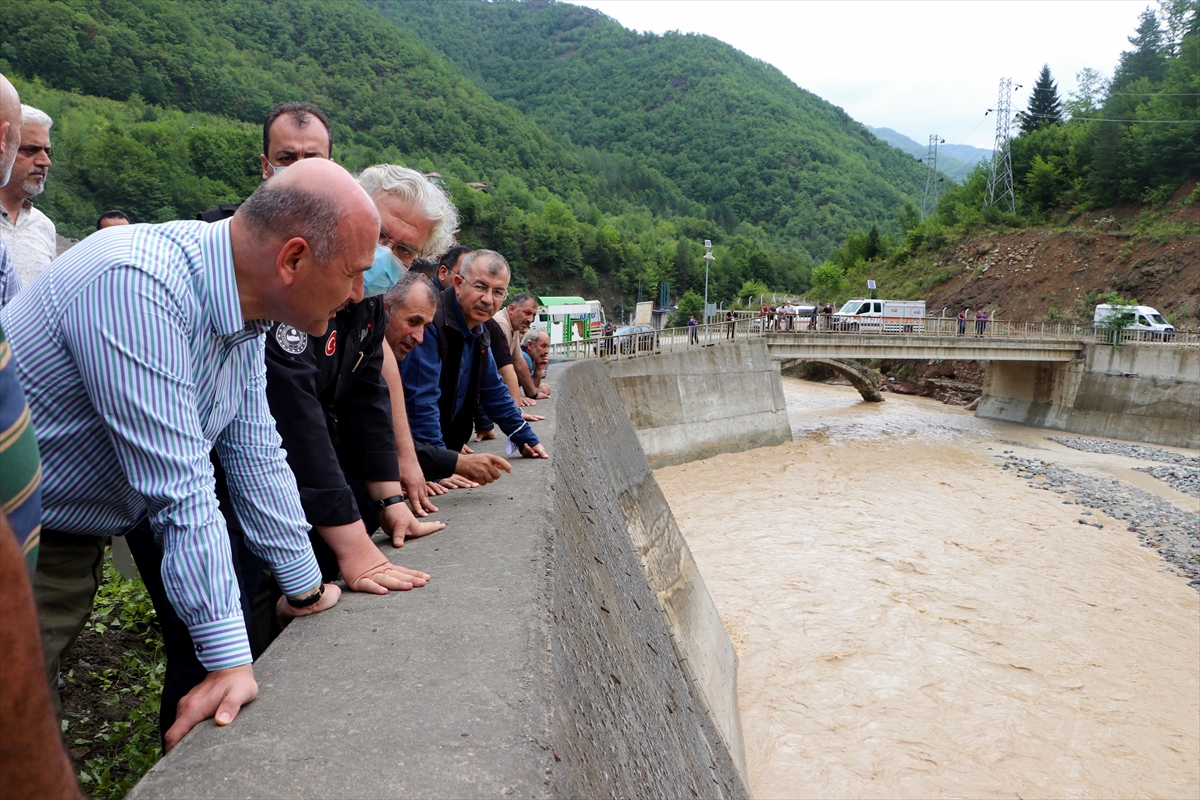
[1067,117,1200,123]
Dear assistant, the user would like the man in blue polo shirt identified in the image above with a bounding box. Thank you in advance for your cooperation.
[0,159,386,751]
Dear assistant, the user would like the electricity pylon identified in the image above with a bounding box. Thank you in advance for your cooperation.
[984,78,1016,214]
[921,134,945,221]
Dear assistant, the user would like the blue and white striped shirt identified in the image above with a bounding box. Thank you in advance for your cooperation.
[1,220,322,671]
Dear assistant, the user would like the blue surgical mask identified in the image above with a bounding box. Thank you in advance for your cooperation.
[362,244,404,297]
[266,161,287,177]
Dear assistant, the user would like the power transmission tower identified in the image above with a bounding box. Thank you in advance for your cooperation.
[921,134,944,220]
[984,78,1017,213]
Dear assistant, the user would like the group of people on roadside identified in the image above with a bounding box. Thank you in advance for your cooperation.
[0,78,556,794]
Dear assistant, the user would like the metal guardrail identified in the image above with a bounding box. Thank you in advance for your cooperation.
[549,313,1199,360]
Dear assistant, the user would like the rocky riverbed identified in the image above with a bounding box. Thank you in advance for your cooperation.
[996,450,1200,592]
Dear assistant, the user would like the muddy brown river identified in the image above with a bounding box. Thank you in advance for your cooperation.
[656,378,1200,799]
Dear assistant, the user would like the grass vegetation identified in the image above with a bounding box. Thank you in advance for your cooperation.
[62,562,164,800]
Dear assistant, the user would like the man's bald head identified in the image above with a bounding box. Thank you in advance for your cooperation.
[0,74,23,186]
[233,159,380,335]
[238,158,378,264]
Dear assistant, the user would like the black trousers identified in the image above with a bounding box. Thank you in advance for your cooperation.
[124,519,262,743]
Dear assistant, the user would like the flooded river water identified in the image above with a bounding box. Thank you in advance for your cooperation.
[655,378,1200,799]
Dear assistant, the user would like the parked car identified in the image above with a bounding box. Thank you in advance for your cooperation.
[614,324,658,354]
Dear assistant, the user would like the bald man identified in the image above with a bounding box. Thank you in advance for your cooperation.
[0,74,23,306]
[0,159,386,751]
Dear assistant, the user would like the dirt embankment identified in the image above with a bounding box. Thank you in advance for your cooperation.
[921,202,1199,329]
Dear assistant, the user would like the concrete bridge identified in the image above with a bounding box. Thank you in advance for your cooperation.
[550,324,1197,449]
[761,332,1085,363]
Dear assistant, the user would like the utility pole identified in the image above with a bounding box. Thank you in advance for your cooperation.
[984,78,1018,214]
[702,239,714,323]
[920,134,944,220]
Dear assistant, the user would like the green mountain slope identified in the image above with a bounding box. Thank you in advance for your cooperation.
[374,0,930,260]
[864,126,989,183]
[2,0,762,301]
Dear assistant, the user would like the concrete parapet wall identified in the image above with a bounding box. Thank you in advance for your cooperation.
[608,339,792,467]
[129,360,749,799]
[977,344,1199,449]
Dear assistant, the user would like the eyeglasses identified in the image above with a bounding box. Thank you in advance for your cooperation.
[467,281,507,302]
[17,144,51,159]
[378,231,420,265]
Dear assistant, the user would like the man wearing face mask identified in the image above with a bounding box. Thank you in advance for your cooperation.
[196,102,333,222]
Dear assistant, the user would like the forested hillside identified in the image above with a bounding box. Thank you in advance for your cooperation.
[804,0,1198,327]
[374,0,931,259]
[10,0,929,303]
[864,126,989,183]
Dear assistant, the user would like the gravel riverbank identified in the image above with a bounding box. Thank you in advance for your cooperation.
[1048,435,1199,467]
[996,451,1200,592]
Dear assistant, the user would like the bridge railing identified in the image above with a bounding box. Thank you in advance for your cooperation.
[548,314,1199,359]
[548,321,735,360]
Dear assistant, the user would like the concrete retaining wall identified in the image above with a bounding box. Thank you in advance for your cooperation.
[607,339,792,467]
[129,360,749,799]
[977,344,1199,449]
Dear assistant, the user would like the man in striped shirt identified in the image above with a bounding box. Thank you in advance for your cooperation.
[1,159,383,750]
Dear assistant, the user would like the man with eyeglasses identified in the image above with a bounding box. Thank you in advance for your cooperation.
[401,249,549,460]
[0,105,57,288]
[197,102,333,223]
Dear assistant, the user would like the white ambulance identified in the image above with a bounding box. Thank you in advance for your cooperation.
[831,299,926,333]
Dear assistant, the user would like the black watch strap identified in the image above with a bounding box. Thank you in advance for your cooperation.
[375,494,405,511]
[286,584,324,609]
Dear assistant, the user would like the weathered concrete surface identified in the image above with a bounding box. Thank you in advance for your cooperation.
[128,360,749,800]
[608,339,792,467]
[977,344,1199,449]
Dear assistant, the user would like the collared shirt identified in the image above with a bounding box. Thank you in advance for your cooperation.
[400,291,538,451]
[1,220,322,671]
[491,307,522,363]
[0,234,19,308]
[0,314,42,572]
[0,199,57,288]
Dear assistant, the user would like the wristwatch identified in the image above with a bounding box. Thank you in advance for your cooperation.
[286,583,324,609]
[375,494,405,511]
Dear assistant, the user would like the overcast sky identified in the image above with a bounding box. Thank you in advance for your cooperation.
[581,1,1151,155]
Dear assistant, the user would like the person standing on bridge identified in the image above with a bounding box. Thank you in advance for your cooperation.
[975,309,989,336]
[688,314,699,344]
[726,308,737,339]
[957,309,968,336]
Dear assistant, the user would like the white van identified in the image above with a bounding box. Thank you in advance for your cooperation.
[1093,304,1174,341]
[832,299,925,333]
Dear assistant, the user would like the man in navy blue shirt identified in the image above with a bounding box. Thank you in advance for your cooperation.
[400,250,548,459]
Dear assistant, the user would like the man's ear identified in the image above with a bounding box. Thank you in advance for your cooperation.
[452,272,464,288]
[275,237,309,286]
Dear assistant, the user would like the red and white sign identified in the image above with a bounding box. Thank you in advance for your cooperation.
[325,331,337,356]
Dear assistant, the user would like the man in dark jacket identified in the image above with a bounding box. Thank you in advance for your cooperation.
[400,250,548,459]
[264,293,444,582]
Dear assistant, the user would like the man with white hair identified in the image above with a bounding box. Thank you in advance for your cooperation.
[0,105,57,287]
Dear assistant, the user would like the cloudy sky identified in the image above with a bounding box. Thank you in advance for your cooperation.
[581,1,1151,155]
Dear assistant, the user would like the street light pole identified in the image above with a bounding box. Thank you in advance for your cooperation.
[703,239,714,323]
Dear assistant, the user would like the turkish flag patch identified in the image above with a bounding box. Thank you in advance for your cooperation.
[325,331,337,356]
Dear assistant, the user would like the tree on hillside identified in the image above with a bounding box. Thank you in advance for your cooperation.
[811,263,844,302]
[1112,6,1169,88]
[1018,65,1063,133]
[1064,67,1110,118]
